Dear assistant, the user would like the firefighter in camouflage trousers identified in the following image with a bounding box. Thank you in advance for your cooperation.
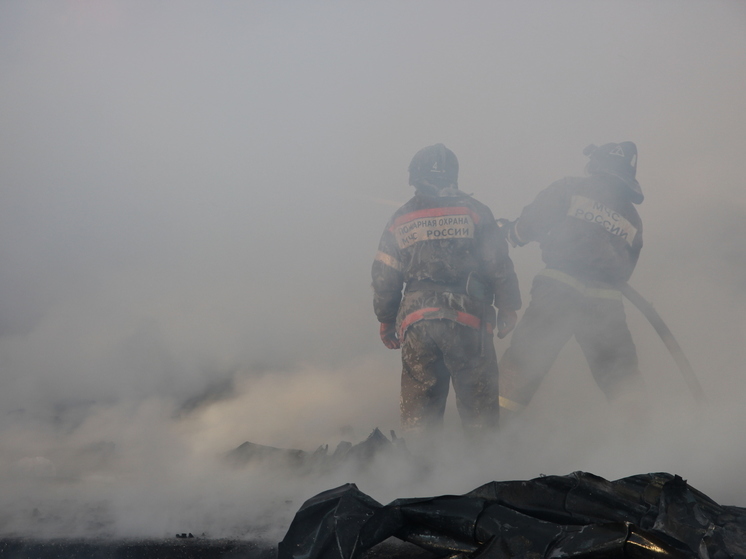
[498,142,645,416]
[372,144,521,437]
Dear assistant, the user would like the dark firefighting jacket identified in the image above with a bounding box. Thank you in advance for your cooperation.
[511,174,643,285]
[372,188,521,340]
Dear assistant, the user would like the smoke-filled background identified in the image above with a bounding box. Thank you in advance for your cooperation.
[0,0,745,542]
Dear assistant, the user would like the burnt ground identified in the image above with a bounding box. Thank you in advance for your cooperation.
[0,537,434,559]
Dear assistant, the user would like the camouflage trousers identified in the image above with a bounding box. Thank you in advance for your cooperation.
[499,271,641,413]
[400,318,499,435]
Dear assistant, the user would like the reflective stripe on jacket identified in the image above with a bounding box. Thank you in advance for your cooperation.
[538,268,623,301]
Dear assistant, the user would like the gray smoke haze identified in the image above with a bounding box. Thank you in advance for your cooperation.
[0,0,745,541]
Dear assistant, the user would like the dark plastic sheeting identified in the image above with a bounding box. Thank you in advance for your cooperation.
[278,472,746,559]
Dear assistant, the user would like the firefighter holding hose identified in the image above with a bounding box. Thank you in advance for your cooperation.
[498,142,647,416]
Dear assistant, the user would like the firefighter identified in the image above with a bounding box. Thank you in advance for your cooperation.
[498,142,644,416]
[372,144,522,437]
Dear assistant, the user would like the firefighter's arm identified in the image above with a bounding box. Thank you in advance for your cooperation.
[372,271,403,349]
[372,228,404,349]
[482,210,522,324]
[496,218,526,248]
[498,179,571,248]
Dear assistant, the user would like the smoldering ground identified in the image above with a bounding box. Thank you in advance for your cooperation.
[0,0,745,544]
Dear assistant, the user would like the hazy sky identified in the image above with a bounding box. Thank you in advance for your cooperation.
[0,0,745,540]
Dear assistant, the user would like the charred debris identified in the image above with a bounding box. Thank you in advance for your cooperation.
[225,428,409,474]
[279,471,746,559]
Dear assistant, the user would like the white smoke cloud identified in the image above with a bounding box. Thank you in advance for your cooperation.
[0,0,745,541]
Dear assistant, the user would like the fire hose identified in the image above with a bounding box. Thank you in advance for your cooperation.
[496,217,704,402]
[620,283,705,402]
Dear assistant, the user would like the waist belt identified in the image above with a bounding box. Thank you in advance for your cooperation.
[538,268,623,301]
[405,279,467,294]
[399,307,493,340]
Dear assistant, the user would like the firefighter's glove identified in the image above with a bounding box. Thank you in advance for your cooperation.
[496,218,522,248]
[379,322,400,349]
[496,309,518,339]
[496,218,511,230]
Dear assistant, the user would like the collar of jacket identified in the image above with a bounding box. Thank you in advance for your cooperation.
[414,185,468,198]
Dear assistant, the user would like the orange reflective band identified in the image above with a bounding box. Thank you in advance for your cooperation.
[398,307,441,336]
[399,307,493,340]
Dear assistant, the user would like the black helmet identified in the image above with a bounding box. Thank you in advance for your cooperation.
[584,142,643,204]
[408,144,459,189]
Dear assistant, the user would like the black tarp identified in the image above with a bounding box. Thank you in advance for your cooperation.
[278,472,746,559]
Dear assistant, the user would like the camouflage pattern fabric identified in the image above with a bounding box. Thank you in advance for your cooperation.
[401,319,499,434]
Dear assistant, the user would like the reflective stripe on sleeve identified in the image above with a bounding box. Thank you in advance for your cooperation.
[374,250,403,272]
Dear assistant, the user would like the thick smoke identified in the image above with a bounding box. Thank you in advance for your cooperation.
[0,0,745,541]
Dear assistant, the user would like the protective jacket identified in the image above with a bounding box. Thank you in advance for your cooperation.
[510,174,643,285]
[372,187,521,340]
[499,172,644,410]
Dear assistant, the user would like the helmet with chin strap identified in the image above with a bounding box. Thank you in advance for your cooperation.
[408,144,459,190]
[583,142,643,204]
